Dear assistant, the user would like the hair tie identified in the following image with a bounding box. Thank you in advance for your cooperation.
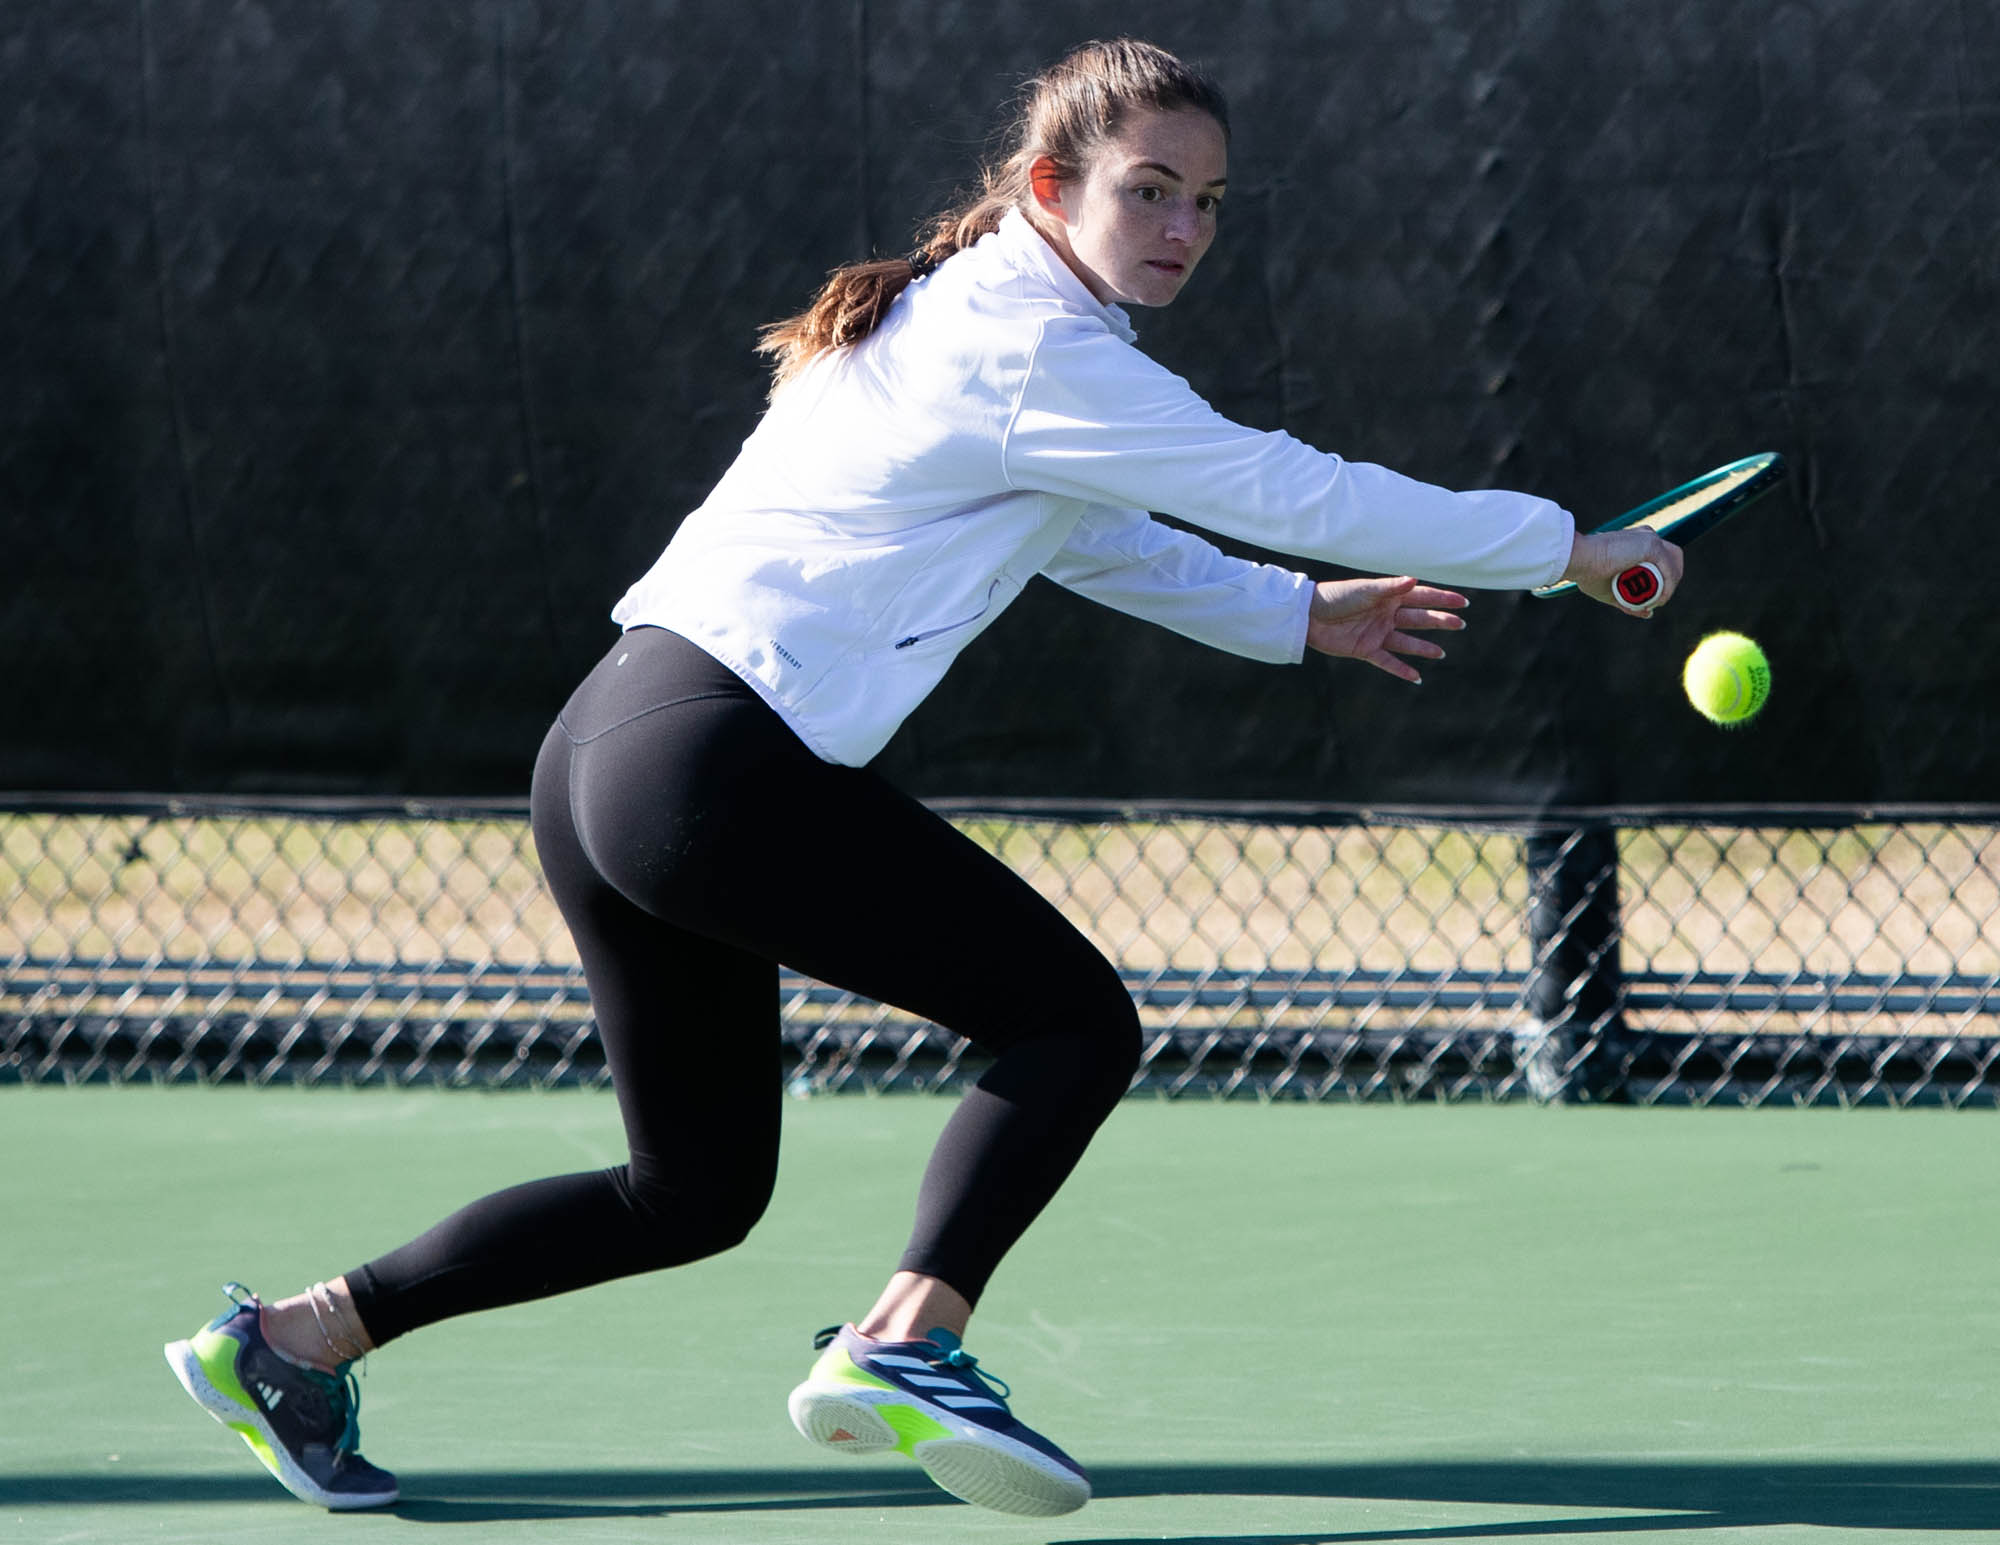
[907,251,938,280]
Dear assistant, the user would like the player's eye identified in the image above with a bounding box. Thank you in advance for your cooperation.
[1195,194,1221,215]
[1133,185,1163,202]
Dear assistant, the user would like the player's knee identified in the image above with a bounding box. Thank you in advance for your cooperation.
[619,1159,774,1263]
[1100,1014,1143,1104]
[1071,975,1143,1105]
[686,1199,767,1257]
[1096,968,1144,1058]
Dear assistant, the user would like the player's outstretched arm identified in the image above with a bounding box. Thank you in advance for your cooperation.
[1305,576,1468,683]
[1560,529,1685,616]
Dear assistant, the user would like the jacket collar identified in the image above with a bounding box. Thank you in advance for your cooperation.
[994,209,1138,343]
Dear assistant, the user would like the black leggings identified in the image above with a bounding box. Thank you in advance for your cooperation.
[346,626,1140,1345]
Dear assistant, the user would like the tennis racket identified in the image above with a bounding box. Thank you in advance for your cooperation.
[1532,451,1787,610]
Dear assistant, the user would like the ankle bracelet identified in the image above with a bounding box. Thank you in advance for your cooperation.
[307,1281,368,1365]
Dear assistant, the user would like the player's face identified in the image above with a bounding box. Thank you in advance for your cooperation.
[1039,107,1227,308]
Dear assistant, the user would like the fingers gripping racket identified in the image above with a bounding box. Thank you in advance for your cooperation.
[1532,451,1787,608]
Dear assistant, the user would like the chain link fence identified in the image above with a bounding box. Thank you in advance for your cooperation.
[4,798,1997,1106]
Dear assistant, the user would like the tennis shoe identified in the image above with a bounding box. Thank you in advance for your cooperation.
[788,1323,1089,1516]
[164,1282,397,1510]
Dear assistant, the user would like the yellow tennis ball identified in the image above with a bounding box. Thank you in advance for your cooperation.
[1682,631,1770,725]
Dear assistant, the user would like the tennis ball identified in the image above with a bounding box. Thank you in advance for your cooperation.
[1682,631,1770,726]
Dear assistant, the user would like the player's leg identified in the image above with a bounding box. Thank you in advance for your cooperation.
[166,634,788,1507]
[239,946,774,1372]
[697,743,1136,1517]
[336,718,783,1344]
[753,771,1141,1314]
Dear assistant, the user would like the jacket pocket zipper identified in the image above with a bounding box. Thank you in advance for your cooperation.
[894,579,1004,650]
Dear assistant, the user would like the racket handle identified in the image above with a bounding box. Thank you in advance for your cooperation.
[1613,561,1664,614]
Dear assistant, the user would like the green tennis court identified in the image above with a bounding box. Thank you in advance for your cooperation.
[4,1087,1995,1543]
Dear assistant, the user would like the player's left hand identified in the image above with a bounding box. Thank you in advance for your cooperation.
[1306,576,1468,683]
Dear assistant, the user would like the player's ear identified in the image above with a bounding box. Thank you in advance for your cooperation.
[1029,156,1068,221]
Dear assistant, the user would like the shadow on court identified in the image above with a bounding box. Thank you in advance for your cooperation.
[6,1460,1997,1532]
[0,1467,939,1522]
[1075,1459,2000,1537]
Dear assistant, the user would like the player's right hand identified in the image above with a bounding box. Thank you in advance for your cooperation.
[1560,529,1684,617]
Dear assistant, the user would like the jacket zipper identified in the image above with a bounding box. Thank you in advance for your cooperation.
[894,579,1004,649]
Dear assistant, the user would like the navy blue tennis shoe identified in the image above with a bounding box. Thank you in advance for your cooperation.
[788,1323,1089,1516]
[164,1283,397,1509]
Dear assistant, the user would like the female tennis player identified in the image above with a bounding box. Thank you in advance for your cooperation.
[165,37,1679,1518]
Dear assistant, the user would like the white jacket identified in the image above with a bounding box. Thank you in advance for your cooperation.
[613,210,1574,765]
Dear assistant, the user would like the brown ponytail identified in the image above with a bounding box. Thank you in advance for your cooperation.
[756,38,1229,393]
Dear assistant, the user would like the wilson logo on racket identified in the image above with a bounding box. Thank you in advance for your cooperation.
[1616,566,1662,607]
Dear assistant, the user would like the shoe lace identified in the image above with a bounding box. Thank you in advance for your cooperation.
[299,1362,365,1456]
[925,1330,1011,1405]
[334,1367,363,1456]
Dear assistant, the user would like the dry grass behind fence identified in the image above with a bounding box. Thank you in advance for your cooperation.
[7,811,1999,981]
[4,809,1998,1100]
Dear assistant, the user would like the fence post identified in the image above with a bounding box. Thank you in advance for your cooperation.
[1516,825,1627,1101]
